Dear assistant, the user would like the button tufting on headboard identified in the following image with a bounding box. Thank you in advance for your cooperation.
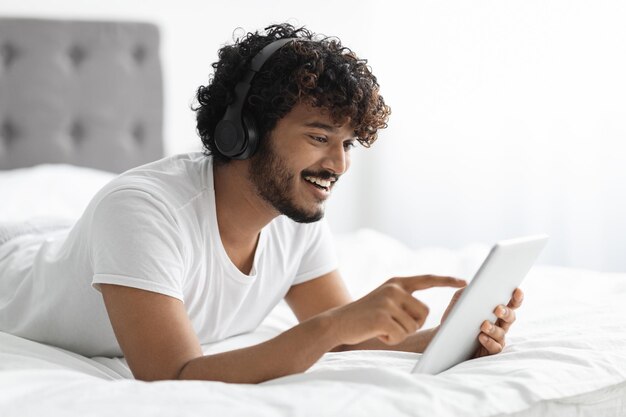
[67,44,87,68]
[0,18,164,173]
[131,123,146,145]
[0,43,19,69]
[69,121,86,145]
[0,119,19,148]
[132,44,147,66]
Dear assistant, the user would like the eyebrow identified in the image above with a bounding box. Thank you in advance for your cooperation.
[303,121,358,140]
[303,121,338,132]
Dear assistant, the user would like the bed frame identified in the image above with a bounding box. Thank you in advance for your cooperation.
[0,17,163,173]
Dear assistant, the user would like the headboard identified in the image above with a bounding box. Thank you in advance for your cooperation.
[0,17,164,173]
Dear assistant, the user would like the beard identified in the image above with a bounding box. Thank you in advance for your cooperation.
[247,138,325,224]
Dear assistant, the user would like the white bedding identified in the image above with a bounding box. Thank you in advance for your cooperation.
[1,165,626,417]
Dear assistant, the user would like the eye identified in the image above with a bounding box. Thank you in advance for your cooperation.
[343,141,356,151]
[309,135,327,143]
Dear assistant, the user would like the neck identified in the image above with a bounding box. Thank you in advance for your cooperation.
[213,160,277,247]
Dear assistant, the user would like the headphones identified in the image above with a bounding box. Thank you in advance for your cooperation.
[214,38,297,160]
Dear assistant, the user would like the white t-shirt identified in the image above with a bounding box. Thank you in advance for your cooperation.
[0,153,338,357]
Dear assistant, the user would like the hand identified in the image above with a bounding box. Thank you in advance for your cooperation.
[329,275,467,346]
[439,287,524,358]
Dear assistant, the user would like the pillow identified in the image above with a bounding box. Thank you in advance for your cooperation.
[0,164,116,222]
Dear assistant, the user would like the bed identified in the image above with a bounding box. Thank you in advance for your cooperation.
[2,17,626,417]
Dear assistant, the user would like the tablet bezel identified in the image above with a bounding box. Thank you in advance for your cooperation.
[411,234,549,375]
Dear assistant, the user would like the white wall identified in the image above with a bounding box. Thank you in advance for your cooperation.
[2,1,625,272]
[366,2,626,272]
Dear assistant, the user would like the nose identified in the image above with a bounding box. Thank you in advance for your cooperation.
[321,142,349,176]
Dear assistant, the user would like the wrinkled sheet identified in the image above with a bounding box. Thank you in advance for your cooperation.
[2,250,626,417]
[1,165,626,416]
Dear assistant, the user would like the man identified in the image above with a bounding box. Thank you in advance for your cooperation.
[0,23,523,383]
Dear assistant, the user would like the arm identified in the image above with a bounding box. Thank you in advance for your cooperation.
[286,271,524,356]
[101,275,464,383]
[100,284,339,384]
[285,270,448,353]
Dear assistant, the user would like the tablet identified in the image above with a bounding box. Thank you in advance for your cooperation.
[411,234,549,375]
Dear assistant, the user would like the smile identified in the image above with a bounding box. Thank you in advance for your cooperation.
[303,175,332,192]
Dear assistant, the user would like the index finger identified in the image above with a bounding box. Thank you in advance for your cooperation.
[392,275,467,293]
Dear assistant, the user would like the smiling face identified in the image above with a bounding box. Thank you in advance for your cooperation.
[247,103,356,223]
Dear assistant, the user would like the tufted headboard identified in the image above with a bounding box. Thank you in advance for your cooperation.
[0,17,163,173]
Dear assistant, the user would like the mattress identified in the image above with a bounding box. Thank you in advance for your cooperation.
[1,164,626,417]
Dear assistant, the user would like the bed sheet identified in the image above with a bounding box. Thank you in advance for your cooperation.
[1,165,626,417]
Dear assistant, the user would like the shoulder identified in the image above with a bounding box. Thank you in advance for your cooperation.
[93,152,211,213]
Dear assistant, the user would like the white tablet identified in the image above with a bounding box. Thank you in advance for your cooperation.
[411,234,549,375]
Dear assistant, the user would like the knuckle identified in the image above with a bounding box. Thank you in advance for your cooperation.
[382,298,396,309]
[383,283,402,297]
[386,277,400,285]
[414,301,429,317]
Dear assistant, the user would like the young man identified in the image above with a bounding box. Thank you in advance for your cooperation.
[0,24,523,383]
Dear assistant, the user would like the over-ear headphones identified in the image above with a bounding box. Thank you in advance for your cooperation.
[214,38,296,160]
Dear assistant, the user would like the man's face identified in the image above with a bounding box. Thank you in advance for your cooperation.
[248,103,356,223]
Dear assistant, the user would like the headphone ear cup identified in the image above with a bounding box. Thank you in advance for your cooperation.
[215,118,245,158]
[237,112,259,160]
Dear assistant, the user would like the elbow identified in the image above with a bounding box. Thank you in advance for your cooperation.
[129,360,195,382]
[175,358,194,380]
[330,344,347,352]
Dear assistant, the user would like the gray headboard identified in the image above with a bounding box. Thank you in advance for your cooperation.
[0,17,164,173]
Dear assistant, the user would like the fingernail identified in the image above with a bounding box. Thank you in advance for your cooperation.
[498,306,507,316]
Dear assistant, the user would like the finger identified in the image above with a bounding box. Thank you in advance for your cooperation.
[389,303,421,335]
[480,320,506,346]
[390,275,467,293]
[507,288,524,309]
[478,332,504,355]
[399,295,430,329]
[451,287,465,302]
[494,304,516,332]
[378,316,409,345]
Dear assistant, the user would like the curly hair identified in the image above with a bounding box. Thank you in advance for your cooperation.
[193,23,391,164]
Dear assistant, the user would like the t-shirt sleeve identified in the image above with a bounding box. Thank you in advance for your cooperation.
[292,219,339,285]
[90,188,186,301]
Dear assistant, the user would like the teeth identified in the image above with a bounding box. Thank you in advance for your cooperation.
[304,176,331,188]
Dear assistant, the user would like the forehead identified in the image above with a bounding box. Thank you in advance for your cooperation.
[284,102,354,132]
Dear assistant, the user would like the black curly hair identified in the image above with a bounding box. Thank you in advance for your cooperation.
[193,23,391,165]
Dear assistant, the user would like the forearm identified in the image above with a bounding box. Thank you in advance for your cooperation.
[178,313,338,384]
[332,326,438,353]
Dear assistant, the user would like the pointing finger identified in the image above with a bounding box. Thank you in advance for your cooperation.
[389,275,467,293]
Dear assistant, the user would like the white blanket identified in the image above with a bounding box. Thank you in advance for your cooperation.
[1,165,626,416]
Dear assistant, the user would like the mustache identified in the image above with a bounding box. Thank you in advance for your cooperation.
[301,170,340,183]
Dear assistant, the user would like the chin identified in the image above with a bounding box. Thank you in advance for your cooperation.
[283,206,325,224]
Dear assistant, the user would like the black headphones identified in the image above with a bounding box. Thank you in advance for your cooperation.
[214,38,297,160]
